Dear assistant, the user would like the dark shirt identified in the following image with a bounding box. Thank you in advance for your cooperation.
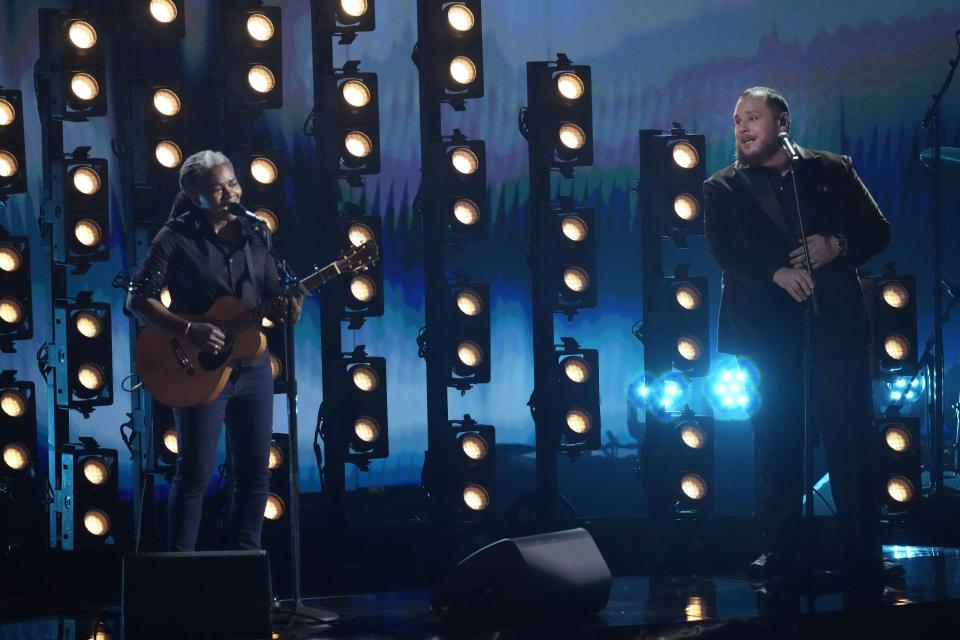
[737,165,864,355]
[129,208,283,316]
[704,149,890,357]
[745,166,812,241]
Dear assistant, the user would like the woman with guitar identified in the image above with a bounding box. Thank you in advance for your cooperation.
[126,149,303,551]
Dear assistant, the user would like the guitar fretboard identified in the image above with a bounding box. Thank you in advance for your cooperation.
[221,262,340,334]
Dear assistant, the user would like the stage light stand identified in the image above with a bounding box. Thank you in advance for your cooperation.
[920,30,959,502]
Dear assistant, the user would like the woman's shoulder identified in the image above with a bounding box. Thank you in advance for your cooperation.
[147,211,199,251]
[167,209,201,231]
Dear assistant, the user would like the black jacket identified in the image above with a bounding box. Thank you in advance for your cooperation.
[129,208,283,316]
[703,148,890,357]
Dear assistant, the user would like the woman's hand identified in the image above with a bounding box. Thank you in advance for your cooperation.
[185,322,226,353]
[272,293,305,325]
[288,293,304,324]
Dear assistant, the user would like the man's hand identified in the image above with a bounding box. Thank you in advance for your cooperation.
[789,234,840,270]
[773,267,814,303]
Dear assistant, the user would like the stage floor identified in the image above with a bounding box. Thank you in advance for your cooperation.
[285,545,960,639]
[2,546,958,639]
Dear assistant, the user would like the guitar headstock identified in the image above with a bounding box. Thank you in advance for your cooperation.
[337,240,380,274]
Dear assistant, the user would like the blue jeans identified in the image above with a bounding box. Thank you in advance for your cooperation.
[168,358,274,551]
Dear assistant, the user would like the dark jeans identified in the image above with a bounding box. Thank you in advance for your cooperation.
[168,358,274,551]
[744,339,880,570]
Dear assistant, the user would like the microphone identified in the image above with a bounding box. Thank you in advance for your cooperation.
[226,202,261,220]
[777,131,801,161]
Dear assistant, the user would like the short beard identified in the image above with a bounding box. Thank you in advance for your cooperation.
[735,146,748,166]
[735,142,777,168]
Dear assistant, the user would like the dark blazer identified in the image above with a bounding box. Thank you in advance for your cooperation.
[703,148,890,357]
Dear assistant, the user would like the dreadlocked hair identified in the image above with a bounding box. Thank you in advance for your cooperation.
[167,149,232,220]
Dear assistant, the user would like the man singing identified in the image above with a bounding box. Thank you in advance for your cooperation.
[703,87,895,582]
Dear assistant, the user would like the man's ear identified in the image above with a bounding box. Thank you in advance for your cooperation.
[779,113,790,131]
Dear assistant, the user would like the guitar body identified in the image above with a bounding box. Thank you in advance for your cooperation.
[134,296,266,409]
[133,239,379,409]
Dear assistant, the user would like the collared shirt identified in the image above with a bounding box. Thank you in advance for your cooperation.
[129,208,283,316]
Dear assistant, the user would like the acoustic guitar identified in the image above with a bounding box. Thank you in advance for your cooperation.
[134,241,378,408]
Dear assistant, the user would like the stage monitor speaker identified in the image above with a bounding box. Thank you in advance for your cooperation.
[431,527,612,624]
[122,550,272,638]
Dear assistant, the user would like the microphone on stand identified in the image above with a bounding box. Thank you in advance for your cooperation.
[226,202,261,220]
[226,202,303,290]
[777,131,817,311]
[777,131,801,162]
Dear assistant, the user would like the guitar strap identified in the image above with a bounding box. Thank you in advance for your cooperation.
[237,233,267,369]
[247,216,275,303]
[242,237,260,301]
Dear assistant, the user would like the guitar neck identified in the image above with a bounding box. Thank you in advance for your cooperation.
[225,262,341,332]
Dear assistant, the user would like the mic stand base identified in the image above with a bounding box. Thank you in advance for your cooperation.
[750,568,846,592]
[268,264,341,632]
[271,600,340,625]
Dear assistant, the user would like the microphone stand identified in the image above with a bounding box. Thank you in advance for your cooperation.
[269,249,339,628]
[920,30,960,500]
[785,151,826,590]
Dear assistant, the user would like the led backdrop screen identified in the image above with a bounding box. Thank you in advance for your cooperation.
[2,0,958,513]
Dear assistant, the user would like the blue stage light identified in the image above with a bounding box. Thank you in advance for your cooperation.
[886,376,923,406]
[664,380,682,398]
[707,362,759,419]
[628,374,656,408]
[645,372,691,420]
